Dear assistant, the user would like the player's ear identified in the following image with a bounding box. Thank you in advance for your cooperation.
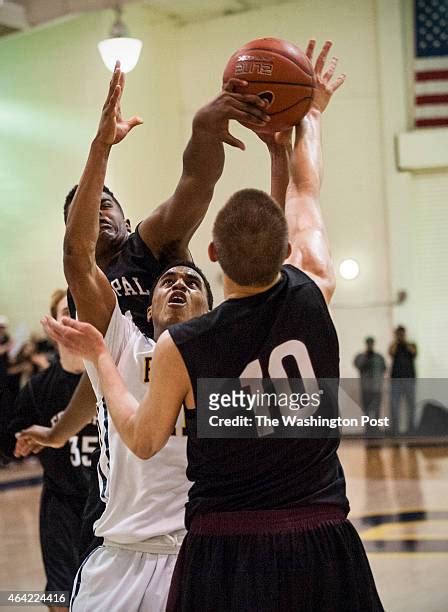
[147,305,152,321]
[286,242,292,258]
[208,242,218,262]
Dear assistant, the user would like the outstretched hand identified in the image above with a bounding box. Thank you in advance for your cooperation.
[95,61,143,146]
[306,40,346,113]
[193,78,271,150]
[41,316,106,364]
[14,425,63,457]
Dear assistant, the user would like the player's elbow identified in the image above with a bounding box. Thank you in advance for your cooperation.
[132,439,157,460]
[132,432,168,460]
[302,248,335,290]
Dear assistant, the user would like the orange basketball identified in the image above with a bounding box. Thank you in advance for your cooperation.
[223,38,315,133]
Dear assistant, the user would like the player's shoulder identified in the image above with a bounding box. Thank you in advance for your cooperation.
[106,301,154,350]
[282,264,329,306]
[169,311,214,345]
[123,224,158,262]
[282,264,316,289]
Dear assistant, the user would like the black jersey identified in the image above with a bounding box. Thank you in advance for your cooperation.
[68,225,162,336]
[169,265,349,528]
[2,357,97,497]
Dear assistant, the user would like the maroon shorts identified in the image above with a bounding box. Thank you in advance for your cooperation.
[167,505,383,612]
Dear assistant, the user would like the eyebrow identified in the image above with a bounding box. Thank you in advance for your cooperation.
[160,271,203,284]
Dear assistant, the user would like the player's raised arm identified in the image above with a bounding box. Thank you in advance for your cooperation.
[257,130,292,210]
[138,80,271,261]
[284,40,345,304]
[64,62,142,334]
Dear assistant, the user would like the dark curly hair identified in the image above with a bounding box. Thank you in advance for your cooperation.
[63,185,124,223]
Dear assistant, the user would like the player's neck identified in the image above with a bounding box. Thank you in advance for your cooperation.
[223,273,281,300]
[95,234,128,270]
[58,345,84,374]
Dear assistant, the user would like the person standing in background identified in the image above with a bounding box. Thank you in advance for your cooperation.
[1,290,97,612]
[354,337,386,437]
[389,325,417,436]
[0,316,12,392]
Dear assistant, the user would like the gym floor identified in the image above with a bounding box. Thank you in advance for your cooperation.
[1,441,447,612]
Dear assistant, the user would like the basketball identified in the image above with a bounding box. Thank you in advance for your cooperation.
[223,37,315,133]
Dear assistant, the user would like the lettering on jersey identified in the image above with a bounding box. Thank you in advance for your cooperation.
[132,277,150,295]
[110,276,150,298]
[69,435,98,467]
[143,357,152,383]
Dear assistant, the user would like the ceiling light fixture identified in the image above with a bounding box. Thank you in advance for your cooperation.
[98,5,142,74]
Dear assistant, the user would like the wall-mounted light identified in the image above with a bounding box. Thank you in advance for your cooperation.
[339,259,360,280]
[98,6,142,74]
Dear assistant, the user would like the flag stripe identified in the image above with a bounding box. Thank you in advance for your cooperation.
[416,70,448,81]
[415,80,448,95]
[415,103,448,119]
[415,117,448,127]
[415,57,448,71]
[416,94,448,104]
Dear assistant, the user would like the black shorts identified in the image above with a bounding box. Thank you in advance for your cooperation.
[78,446,105,562]
[167,505,384,612]
[39,486,86,593]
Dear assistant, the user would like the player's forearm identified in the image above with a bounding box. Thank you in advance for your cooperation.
[186,114,226,188]
[145,125,224,257]
[287,109,323,226]
[64,140,111,275]
[269,143,290,210]
[174,121,225,223]
[94,350,140,454]
[50,372,97,444]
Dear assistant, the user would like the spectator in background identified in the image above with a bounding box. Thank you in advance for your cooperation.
[354,337,386,436]
[6,333,53,400]
[0,316,12,390]
[389,325,417,436]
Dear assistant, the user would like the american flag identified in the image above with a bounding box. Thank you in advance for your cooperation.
[415,0,448,128]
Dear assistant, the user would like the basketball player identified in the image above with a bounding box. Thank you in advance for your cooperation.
[43,264,212,610]
[45,40,383,611]
[0,290,97,612]
[16,60,271,559]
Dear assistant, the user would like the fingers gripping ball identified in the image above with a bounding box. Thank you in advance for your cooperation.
[223,38,315,133]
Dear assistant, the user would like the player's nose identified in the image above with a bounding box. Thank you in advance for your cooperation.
[172,277,188,291]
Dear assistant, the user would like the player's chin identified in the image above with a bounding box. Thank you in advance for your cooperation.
[97,228,116,245]
[163,303,190,324]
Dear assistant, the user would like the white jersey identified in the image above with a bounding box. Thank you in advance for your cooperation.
[85,301,188,544]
